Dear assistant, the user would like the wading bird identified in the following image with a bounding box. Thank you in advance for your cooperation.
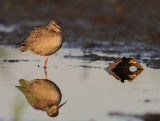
[19,19,68,68]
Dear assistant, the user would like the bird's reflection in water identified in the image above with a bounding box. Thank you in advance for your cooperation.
[44,67,48,79]
[16,79,66,117]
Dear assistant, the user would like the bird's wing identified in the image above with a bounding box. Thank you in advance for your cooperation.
[19,25,48,46]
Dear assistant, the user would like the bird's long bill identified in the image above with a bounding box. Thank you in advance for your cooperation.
[59,29,69,38]
[58,101,67,109]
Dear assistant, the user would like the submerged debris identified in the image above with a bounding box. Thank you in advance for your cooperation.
[0,59,40,63]
[144,114,160,121]
[64,53,117,61]
[79,65,101,69]
[108,112,160,121]
[1,60,29,63]
[106,56,143,82]
[143,59,160,69]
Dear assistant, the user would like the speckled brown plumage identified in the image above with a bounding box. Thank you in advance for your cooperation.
[16,79,66,117]
[19,20,66,67]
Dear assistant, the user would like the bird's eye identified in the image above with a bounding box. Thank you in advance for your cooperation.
[54,24,56,26]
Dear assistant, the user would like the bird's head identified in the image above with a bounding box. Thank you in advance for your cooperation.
[46,105,59,117]
[49,20,68,37]
[46,101,67,117]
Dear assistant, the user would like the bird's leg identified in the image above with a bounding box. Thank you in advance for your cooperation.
[44,67,48,79]
[44,56,48,68]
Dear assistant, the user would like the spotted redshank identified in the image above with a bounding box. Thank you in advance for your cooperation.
[19,19,68,68]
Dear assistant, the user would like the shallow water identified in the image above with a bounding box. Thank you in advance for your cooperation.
[0,45,160,121]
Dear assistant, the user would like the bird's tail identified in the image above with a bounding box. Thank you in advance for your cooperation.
[20,46,27,52]
[19,79,29,86]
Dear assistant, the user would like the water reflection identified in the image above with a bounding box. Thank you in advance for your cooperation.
[106,57,143,83]
[16,79,66,117]
[44,67,48,79]
[107,68,143,83]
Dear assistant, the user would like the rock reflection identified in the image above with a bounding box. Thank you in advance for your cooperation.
[107,68,143,83]
[16,79,66,117]
[106,57,143,83]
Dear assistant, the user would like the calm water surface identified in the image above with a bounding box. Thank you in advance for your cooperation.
[0,45,160,121]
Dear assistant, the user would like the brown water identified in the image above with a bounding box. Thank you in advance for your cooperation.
[0,45,160,121]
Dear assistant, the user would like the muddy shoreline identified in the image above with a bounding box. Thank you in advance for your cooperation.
[0,0,160,69]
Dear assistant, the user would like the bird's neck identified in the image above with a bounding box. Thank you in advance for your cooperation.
[43,106,49,111]
[46,25,53,31]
